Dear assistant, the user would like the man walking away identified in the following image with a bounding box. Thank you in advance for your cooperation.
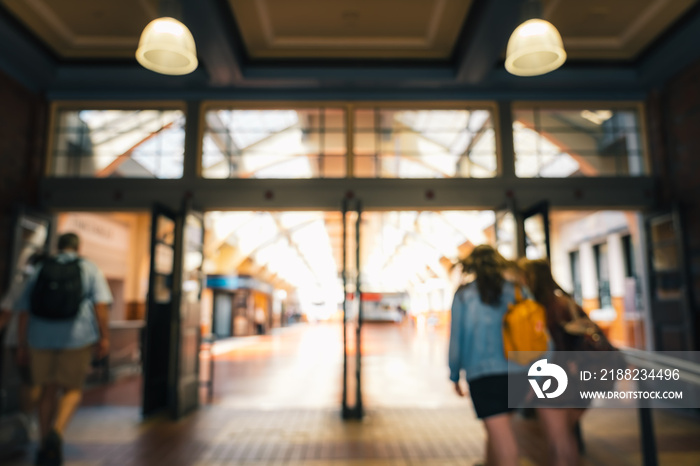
[0,252,47,426]
[254,306,266,335]
[16,233,112,466]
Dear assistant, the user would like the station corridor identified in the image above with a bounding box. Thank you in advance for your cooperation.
[7,322,700,466]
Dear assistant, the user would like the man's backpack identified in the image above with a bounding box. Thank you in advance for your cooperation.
[503,286,550,365]
[30,257,83,320]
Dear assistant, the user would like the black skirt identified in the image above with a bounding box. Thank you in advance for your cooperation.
[468,374,517,419]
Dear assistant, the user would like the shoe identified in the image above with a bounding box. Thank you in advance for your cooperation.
[41,429,63,466]
[574,421,585,454]
[34,445,48,466]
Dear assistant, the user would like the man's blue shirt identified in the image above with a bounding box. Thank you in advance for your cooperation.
[16,251,112,350]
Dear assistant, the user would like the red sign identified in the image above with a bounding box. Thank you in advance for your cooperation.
[345,292,383,302]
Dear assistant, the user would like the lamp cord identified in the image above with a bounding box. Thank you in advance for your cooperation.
[521,0,543,21]
[159,0,182,19]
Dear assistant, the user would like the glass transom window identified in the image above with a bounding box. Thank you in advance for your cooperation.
[513,106,646,178]
[50,109,185,179]
[202,107,346,179]
[353,108,497,178]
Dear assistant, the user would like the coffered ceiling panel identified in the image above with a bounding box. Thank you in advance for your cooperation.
[545,0,697,60]
[228,0,473,59]
[1,0,157,58]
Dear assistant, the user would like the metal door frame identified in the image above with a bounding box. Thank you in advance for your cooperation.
[170,202,205,419]
[341,197,364,419]
[641,206,694,352]
[522,200,551,259]
[143,203,179,417]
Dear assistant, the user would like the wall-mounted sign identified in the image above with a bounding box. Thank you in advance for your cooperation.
[206,275,273,295]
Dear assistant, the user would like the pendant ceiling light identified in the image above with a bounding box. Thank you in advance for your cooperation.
[136,0,197,76]
[505,0,566,77]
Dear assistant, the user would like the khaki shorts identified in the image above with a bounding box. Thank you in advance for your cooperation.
[30,346,93,390]
[9,348,33,385]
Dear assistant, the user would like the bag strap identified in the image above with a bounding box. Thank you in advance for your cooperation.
[565,295,577,321]
[514,285,523,303]
[562,293,589,323]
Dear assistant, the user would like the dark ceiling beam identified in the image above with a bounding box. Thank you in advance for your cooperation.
[453,0,523,84]
[46,83,646,102]
[637,3,700,88]
[242,64,455,84]
[49,64,321,94]
[487,64,642,93]
[45,57,642,96]
[40,177,656,212]
[51,64,209,92]
[0,8,55,91]
[182,0,245,86]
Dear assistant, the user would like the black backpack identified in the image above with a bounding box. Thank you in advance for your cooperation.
[30,257,83,320]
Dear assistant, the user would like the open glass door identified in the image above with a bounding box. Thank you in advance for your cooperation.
[522,201,551,260]
[643,208,694,351]
[172,208,204,418]
[495,201,550,261]
[494,203,518,260]
[2,208,53,399]
[0,208,53,453]
[143,203,204,418]
[143,204,177,417]
[341,199,363,419]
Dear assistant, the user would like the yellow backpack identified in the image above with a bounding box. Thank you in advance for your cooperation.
[503,286,550,365]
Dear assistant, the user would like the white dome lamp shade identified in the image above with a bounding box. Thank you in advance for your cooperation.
[505,0,566,77]
[136,17,198,75]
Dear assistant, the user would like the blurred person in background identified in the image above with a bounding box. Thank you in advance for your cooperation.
[16,233,112,466]
[254,306,266,335]
[518,258,587,466]
[448,245,522,466]
[0,252,47,420]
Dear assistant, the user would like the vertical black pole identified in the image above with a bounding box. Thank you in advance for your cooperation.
[355,201,363,418]
[341,199,349,418]
[542,202,551,259]
[639,405,658,466]
[169,205,185,420]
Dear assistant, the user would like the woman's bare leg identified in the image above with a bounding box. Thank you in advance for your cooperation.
[484,434,496,466]
[483,413,519,466]
[537,408,580,466]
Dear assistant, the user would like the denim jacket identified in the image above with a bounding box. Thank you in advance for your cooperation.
[448,280,518,382]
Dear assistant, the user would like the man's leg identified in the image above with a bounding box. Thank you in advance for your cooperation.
[37,387,83,466]
[41,346,92,465]
[38,384,59,441]
[29,349,56,442]
[22,384,42,414]
[53,388,83,435]
[52,345,92,435]
[18,358,41,415]
[26,385,42,414]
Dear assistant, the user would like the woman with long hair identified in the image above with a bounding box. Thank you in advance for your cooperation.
[518,258,586,466]
[448,244,521,466]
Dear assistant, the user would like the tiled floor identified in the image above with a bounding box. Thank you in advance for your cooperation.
[7,322,700,465]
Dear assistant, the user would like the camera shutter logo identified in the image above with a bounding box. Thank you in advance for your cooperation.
[528,359,568,399]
